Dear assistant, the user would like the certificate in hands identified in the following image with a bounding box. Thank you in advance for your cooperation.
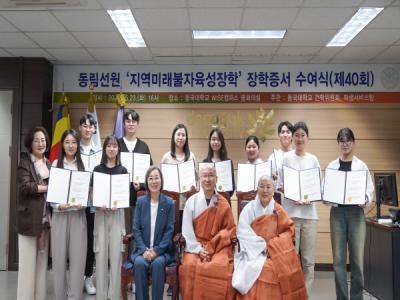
[323,169,367,205]
[81,150,102,172]
[161,160,196,193]
[283,166,321,202]
[46,167,90,206]
[92,172,130,208]
[198,160,233,192]
[237,161,272,192]
[120,152,151,183]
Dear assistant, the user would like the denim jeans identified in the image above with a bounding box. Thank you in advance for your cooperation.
[293,217,318,297]
[330,206,366,300]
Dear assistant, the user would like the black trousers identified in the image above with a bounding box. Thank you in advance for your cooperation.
[84,207,95,277]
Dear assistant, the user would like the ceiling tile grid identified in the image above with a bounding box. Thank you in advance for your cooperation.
[0,0,398,64]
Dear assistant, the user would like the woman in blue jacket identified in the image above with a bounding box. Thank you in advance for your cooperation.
[129,165,175,300]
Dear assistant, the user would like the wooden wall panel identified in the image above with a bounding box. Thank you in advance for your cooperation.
[64,102,400,264]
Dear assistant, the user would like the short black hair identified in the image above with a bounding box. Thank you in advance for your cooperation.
[24,126,50,153]
[79,113,97,126]
[293,121,309,136]
[278,121,293,135]
[123,109,140,123]
[144,166,164,192]
[245,135,260,149]
[337,128,355,143]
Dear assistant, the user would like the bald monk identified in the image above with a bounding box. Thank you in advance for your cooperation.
[233,176,307,300]
[179,165,236,300]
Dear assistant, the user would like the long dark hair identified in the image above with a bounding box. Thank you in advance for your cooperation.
[56,129,85,171]
[170,123,190,161]
[100,135,121,166]
[206,128,228,161]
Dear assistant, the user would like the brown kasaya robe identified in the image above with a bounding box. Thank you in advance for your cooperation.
[236,203,308,300]
[180,194,236,300]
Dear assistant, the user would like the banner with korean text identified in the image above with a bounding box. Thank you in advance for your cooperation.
[53,64,400,104]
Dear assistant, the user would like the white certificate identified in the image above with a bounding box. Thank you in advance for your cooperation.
[178,160,196,193]
[68,171,91,206]
[300,168,322,201]
[283,166,321,201]
[237,161,272,192]
[133,153,151,183]
[47,167,71,204]
[215,160,233,192]
[81,150,102,172]
[283,166,301,201]
[255,161,272,184]
[237,163,255,192]
[323,168,346,204]
[345,171,367,205]
[161,163,180,193]
[110,174,130,208]
[92,172,110,208]
[120,152,133,181]
[323,169,367,205]
[120,152,151,183]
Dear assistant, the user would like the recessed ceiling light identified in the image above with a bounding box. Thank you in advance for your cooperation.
[107,9,146,48]
[193,30,286,39]
[327,7,384,47]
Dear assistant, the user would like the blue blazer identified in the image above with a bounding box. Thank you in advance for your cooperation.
[127,193,175,268]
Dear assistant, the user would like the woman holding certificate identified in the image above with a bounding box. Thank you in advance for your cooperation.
[245,135,263,164]
[280,121,320,297]
[161,123,197,207]
[126,166,175,300]
[202,128,235,196]
[91,135,128,300]
[16,126,51,300]
[327,128,374,300]
[51,129,87,300]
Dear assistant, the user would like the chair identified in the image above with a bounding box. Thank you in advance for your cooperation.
[121,190,181,300]
[236,191,282,219]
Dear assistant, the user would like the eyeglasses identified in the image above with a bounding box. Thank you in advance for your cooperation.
[339,140,353,145]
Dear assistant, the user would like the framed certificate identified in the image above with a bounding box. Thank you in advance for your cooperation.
[283,166,321,202]
[120,152,151,183]
[161,160,196,193]
[46,167,91,206]
[92,172,130,208]
[236,161,272,192]
[323,169,367,205]
[81,150,102,172]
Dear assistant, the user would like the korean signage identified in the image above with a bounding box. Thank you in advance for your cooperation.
[53,64,400,104]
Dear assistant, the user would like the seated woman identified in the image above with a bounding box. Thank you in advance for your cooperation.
[233,176,307,300]
[127,166,175,300]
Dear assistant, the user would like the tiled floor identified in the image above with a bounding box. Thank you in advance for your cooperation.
[0,270,378,299]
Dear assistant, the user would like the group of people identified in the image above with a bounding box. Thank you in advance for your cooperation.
[16,108,374,300]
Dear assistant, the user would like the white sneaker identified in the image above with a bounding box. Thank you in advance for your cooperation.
[131,283,136,294]
[84,276,96,295]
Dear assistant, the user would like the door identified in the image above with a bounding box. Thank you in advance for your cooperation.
[0,90,13,270]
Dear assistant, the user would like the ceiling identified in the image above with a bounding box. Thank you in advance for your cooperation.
[0,0,400,65]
